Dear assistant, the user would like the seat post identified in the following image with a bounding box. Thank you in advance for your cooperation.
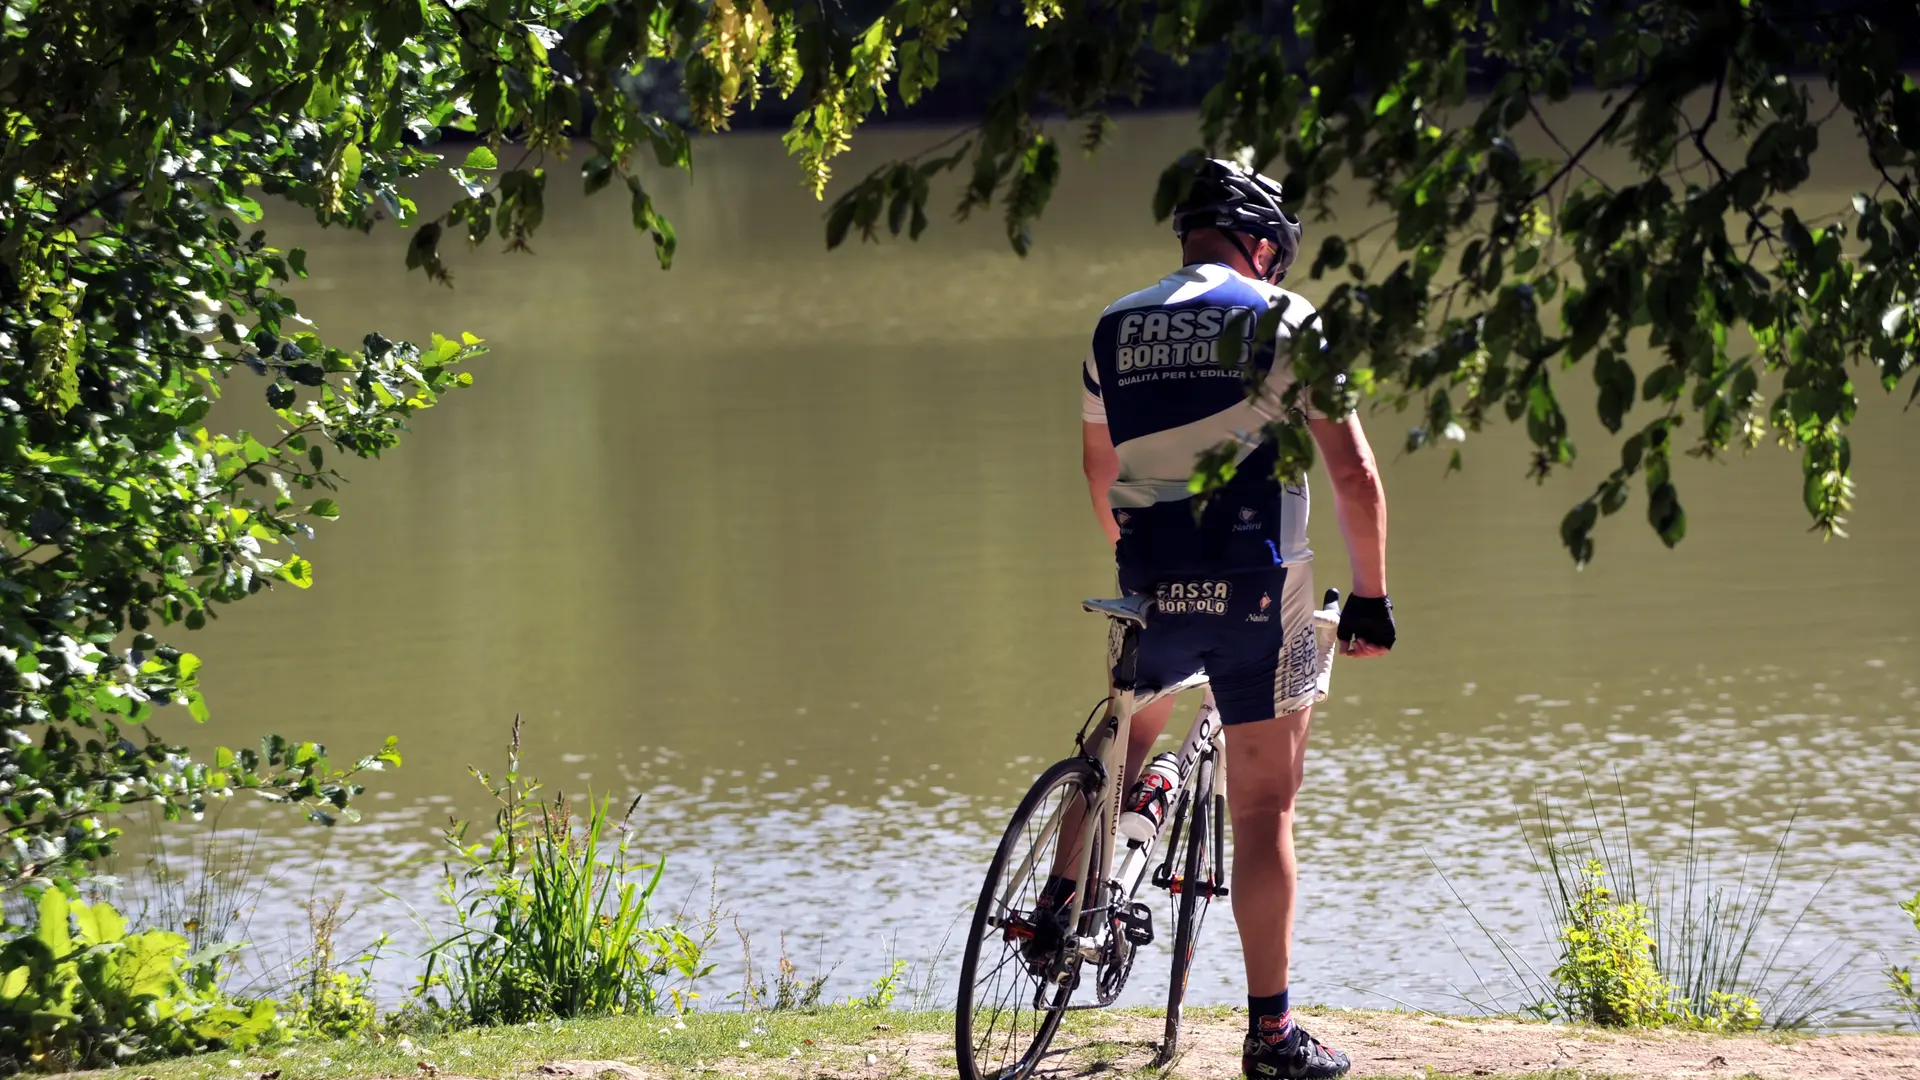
[1112,622,1142,693]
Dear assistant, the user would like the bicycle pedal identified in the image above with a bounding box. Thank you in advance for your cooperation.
[1118,901,1153,946]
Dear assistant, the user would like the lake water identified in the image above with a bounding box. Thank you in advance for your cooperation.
[129,106,1919,1026]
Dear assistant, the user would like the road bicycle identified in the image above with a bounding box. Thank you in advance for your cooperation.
[954,586,1343,1080]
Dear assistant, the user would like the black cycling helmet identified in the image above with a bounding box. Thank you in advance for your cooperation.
[1172,158,1304,283]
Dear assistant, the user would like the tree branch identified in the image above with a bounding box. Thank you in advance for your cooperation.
[1527,84,1645,202]
[1689,69,1729,182]
[1529,101,1610,192]
[1863,138,1920,218]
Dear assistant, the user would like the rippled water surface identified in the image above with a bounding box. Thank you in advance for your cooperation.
[138,108,1920,1024]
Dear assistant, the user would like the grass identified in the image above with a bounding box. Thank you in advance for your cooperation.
[61,1008,950,1080]
[55,1005,1902,1080]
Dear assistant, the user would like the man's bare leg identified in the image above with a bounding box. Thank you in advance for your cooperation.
[1226,702,1346,1077]
[1223,704,1313,997]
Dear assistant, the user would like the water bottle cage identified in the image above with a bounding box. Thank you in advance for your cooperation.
[1125,777,1171,816]
[1156,873,1229,900]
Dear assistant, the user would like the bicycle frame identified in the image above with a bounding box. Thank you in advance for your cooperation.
[998,625,1213,969]
[993,589,1340,979]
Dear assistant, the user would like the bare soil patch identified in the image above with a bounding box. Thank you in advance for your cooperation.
[684,1010,1920,1080]
[1124,1010,1920,1080]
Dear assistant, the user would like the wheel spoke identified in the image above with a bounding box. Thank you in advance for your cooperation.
[957,761,1093,1080]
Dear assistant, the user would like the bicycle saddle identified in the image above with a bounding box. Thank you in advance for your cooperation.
[1082,595,1154,627]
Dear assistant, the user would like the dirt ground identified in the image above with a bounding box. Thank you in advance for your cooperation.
[533,1008,1920,1080]
[1108,1009,1920,1080]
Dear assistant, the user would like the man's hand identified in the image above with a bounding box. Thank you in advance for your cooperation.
[1338,594,1395,658]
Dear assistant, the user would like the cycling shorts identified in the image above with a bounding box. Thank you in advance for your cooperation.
[1112,561,1319,726]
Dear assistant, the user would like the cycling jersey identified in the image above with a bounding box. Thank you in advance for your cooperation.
[1081,262,1322,577]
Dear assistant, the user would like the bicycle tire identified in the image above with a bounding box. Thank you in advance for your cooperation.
[1160,752,1216,1065]
[956,756,1101,1080]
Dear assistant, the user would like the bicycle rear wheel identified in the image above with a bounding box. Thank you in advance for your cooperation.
[956,757,1101,1080]
[1160,753,1218,1065]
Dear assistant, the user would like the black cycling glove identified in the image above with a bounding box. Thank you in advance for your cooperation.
[1337,594,1396,651]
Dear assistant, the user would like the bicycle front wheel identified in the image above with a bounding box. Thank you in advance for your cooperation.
[1161,753,1218,1065]
[955,756,1102,1080]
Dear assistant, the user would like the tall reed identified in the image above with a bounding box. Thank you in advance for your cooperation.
[1439,778,1852,1029]
[416,718,713,1026]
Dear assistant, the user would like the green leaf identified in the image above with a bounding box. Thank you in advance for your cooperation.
[72,899,128,947]
[339,144,363,193]
[1152,151,1206,222]
[1560,500,1598,566]
[407,221,447,283]
[1647,482,1686,547]
[308,498,341,519]
[464,146,499,171]
[582,155,614,196]
[119,930,188,998]
[1594,351,1635,433]
[1311,236,1348,278]
[0,967,28,1001]
[626,179,676,269]
[279,556,314,589]
[36,889,73,957]
[826,195,858,250]
[306,79,341,118]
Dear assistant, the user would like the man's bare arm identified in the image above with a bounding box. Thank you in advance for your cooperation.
[1083,420,1122,547]
[1308,413,1388,619]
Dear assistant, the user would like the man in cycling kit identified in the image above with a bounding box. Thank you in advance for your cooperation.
[1078,160,1394,1080]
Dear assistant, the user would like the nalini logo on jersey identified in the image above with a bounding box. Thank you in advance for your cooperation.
[1113,305,1258,373]
[1233,506,1262,533]
[1248,591,1273,623]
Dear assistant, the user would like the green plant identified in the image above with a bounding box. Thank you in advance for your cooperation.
[1889,891,1920,1025]
[733,929,829,1013]
[1547,859,1764,1031]
[0,890,276,1070]
[766,933,830,1012]
[1550,858,1677,1027]
[284,895,383,1041]
[416,719,713,1026]
[1441,784,1848,1030]
[854,958,909,1010]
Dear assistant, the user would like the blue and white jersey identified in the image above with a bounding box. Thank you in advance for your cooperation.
[1081,262,1321,577]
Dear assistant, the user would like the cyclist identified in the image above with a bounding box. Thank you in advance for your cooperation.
[1074,159,1394,1080]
